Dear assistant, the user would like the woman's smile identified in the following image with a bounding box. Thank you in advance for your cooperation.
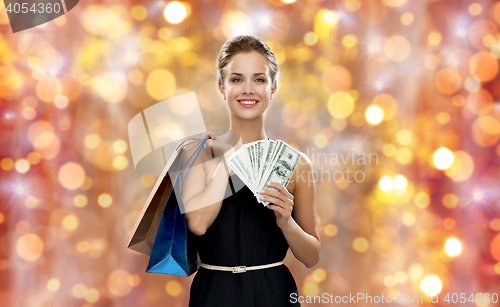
[238,98,259,108]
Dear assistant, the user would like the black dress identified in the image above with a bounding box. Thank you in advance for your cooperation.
[188,173,301,307]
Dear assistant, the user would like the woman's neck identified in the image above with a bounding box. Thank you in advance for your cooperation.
[229,115,268,144]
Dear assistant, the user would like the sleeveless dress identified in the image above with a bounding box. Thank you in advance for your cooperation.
[188,172,301,307]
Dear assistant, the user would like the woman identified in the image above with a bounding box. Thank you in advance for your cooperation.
[181,35,320,307]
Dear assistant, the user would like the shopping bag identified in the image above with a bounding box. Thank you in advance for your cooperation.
[146,138,209,276]
[127,136,205,256]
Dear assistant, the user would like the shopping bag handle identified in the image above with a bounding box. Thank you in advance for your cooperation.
[173,137,210,197]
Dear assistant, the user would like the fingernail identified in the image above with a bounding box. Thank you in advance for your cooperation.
[266,182,271,186]
[259,197,265,200]
[260,190,265,194]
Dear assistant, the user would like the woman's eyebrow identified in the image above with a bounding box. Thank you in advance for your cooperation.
[231,73,266,76]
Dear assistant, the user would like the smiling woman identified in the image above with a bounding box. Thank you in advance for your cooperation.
[182,35,320,307]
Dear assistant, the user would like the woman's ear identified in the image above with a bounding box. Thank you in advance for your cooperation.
[218,83,225,100]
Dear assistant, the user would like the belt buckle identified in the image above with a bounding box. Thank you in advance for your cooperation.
[232,266,246,273]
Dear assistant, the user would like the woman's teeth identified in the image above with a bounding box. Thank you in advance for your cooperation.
[239,100,258,105]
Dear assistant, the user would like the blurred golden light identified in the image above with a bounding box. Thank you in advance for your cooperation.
[313,134,328,149]
[452,94,465,107]
[330,118,347,131]
[393,175,408,190]
[113,155,129,170]
[58,162,85,190]
[470,51,498,82]
[344,0,361,12]
[491,219,500,231]
[396,129,412,145]
[0,213,4,225]
[464,76,481,92]
[84,288,100,303]
[166,280,182,296]
[1,157,14,171]
[98,193,113,208]
[445,150,474,181]
[22,107,36,120]
[77,241,91,253]
[353,237,369,253]
[379,176,394,192]
[282,0,297,4]
[467,89,493,115]
[383,0,407,7]
[113,140,128,153]
[303,282,318,296]
[442,193,458,209]
[483,34,496,48]
[414,192,430,209]
[401,12,414,25]
[436,112,450,124]
[365,105,384,125]
[95,72,128,103]
[108,270,132,297]
[304,32,318,46]
[25,196,39,208]
[72,283,87,299]
[428,31,442,45]
[15,221,30,234]
[324,224,338,237]
[84,133,101,149]
[443,217,456,230]
[164,1,187,24]
[445,237,462,257]
[395,148,413,165]
[327,91,355,119]
[27,152,41,165]
[222,11,253,37]
[62,214,79,231]
[472,116,500,147]
[408,263,424,281]
[371,94,397,120]
[322,65,352,93]
[313,268,327,282]
[402,212,416,226]
[420,275,442,295]
[433,147,454,170]
[54,95,68,109]
[127,274,141,287]
[468,3,482,16]
[384,35,411,62]
[15,159,30,173]
[74,195,88,208]
[395,271,407,283]
[322,10,339,24]
[17,233,43,261]
[342,35,357,48]
[435,67,462,95]
[128,70,144,85]
[131,5,148,21]
[36,77,63,103]
[383,275,397,287]
[492,234,500,262]
[47,278,60,292]
[146,69,176,101]
[495,263,500,275]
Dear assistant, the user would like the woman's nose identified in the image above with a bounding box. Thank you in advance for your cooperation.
[242,81,254,94]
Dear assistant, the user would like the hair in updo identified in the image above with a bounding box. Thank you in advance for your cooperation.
[216,35,279,90]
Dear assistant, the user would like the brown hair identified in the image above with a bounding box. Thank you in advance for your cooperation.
[216,35,279,90]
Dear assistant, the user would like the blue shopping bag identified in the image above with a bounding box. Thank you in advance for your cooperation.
[146,137,209,276]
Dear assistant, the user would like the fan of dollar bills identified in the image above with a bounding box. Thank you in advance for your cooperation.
[226,139,302,206]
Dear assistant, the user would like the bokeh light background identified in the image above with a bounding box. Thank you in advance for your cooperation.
[1,0,500,306]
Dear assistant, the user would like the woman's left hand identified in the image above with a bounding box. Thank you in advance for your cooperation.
[259,182,294,229]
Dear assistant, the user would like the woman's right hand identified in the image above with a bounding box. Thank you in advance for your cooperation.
[202,132,235,160]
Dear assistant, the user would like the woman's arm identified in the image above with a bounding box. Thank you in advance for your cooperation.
[181,139,235,236]
[259,154,320,268]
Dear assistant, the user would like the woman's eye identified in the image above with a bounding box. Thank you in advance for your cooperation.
[232,78,241,82]
[256,78,265,82]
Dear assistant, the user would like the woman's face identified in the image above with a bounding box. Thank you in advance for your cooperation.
[219,51,275,120]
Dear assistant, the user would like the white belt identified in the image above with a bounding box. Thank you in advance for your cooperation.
[196,260,284,273]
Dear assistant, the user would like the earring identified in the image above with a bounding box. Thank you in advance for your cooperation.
[271,93,274,100]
